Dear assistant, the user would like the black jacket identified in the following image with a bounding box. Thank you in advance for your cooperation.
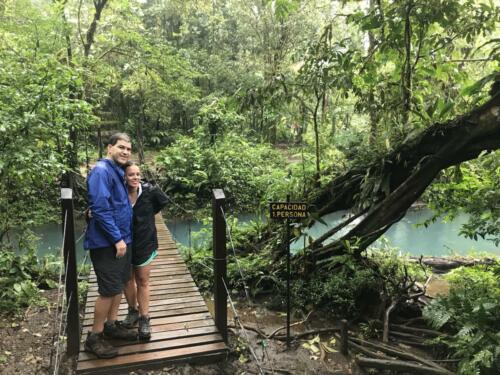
[132,183,168,254]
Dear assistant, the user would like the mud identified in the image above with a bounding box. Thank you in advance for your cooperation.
[0,291,363,374]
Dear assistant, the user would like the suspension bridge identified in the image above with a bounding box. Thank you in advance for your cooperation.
[75,213,228,374]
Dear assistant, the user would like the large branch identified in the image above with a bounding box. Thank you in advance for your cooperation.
[311,87,500,261]
[84,0,108,57]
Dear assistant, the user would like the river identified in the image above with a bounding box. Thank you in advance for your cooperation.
[32,209,498,263]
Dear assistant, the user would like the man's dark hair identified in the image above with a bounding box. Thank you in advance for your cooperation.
[108,132,131,146]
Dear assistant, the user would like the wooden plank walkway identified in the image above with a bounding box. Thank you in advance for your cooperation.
[76,214,227,374]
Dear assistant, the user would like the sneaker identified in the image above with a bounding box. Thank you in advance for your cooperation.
[122,307,140,328]
[138,315,151,341]
[103,320,138,341]
[84,332,118,359]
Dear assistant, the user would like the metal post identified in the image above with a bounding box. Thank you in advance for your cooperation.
[212,189,227,342]
[286,194,291,348]
[61,173,81,356]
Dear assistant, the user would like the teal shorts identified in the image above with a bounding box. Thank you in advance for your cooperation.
[133,249,158,267]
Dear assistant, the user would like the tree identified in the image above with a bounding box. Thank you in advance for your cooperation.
[0,0,95,245]
[298,26,356,182]
[277,0,500,264]
[308,78,499,262]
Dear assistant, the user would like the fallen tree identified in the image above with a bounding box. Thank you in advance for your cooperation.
[305,81,500,262]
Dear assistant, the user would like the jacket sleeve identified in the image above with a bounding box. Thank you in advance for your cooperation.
[88,166,122,244]
[151,186,169,214]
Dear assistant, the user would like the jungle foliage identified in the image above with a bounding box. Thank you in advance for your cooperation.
[154,132,289,214]
[1,0,498,246]
[0,3,499,367]
[0,244,60,314]
[424,265,500,375]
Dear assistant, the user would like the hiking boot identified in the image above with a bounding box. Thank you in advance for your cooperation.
[84,332,118,359]
[138,315,151,341]
[122,307,140,328]
[103,320,138,341]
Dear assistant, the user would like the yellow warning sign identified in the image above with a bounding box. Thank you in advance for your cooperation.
[269,202,308,221]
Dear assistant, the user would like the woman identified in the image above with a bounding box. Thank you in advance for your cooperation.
[122,162,168,340]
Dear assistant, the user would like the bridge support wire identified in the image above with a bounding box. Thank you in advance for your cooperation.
[50,211,69,375]
[221,278,266,375]
[219,205,276,374]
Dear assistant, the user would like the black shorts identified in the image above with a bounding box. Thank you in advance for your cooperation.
[89,245,132,297]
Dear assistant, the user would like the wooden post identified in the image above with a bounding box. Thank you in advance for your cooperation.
[61,173,81,356]
[212,189,227,342]
[340,319,349,355]
[286,194,291,348]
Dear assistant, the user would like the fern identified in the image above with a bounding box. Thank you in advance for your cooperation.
[423,265,500,374]
[423,299,451,329]
[457,323,475,337]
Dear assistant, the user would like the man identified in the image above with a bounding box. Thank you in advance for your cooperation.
[83,132,137,358]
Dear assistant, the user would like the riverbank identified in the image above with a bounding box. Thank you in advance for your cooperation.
[0,289,58,374]
[2,256,494,375]
[0,288,364,375]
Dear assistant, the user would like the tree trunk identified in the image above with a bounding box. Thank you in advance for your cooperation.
[309,86,500,261]
[368,0,378,145]
[61,0,108,170]
[84,0,108,58]
[136,104,145,165]
[401,0,414,126]
[313,90,321,183]
[356,357,453,375]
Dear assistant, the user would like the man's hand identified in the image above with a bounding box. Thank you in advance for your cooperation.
[115,240,127,258]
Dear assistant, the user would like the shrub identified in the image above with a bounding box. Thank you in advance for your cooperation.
[291,258,381,317]
[0,244,61,315]
[423,264,500,375]
[155,132,288,214]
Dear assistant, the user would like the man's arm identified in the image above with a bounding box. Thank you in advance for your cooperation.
[151,186,169,214]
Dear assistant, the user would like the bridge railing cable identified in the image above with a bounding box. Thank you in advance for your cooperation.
[49,211,67,375]
[219,205,276,375]
[164,194,193,248]
[49,215,87,375]
[221,278,266,375]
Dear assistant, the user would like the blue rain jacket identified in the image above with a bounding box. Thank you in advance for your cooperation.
[83,159,133,250]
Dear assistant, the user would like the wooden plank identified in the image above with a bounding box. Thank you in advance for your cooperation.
[80,319,218,344]
[88,270,191,283]
[84,300,208,321]
[78,333,223,361]
[86,287,200,302]
[85,295,205,314]
[81,312,214,334]
[83,306,209,326]
[87,277,195,293]
[85,286,200,302]
[88,270,191,284]
[87,279,196,295]
[76,342,227,373]
[83,303,208,325]
[150,262,186,268]
[139,262,185,268]
[77,215,226,374]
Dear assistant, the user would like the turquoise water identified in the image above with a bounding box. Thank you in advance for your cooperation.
[32,209,498,261]
[166,209,499,257]
[31,221,87,263]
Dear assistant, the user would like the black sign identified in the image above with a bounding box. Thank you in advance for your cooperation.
[269,202,308,221]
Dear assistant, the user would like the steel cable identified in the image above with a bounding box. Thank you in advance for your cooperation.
[219,207,276,375]
[221,278,266,375]
[50,211,67,375]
